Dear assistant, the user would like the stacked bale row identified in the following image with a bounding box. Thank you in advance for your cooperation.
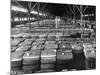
[11,32,96,74]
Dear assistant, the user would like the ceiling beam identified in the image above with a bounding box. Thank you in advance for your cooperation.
[83,5,88,13]
[28,2,31,10]
[31,2,38,11]
[76,5,82,14]
[68,5,74,14]
[41,4,47,12]
[16,1,25,9]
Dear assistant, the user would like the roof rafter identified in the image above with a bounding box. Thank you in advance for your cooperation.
[68,5,74,14]
[83,5,88,13]
[31,2,38,11]
[16,1,25,9]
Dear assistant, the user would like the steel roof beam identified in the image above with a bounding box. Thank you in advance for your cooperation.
[68,5,74,14]
[16,1,25,10]
[83,5,88,13]
[31,2,38,11]
[28,2,32,31]
[76,5,82,14]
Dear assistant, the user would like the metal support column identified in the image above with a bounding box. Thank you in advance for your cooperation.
[73,5,76,23]
[28,11,31,31]
[28,2,31,31]
[80,5,83,39]
[37,3,40,27]
[41,4,47,26]
[68,5,76,24]
[80,5,83,27]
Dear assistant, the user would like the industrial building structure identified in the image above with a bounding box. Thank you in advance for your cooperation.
[11,0,96,74]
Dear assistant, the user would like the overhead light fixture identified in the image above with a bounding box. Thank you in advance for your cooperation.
[14,17,19,21]
[24,17,27,21]
[11,5,28,12]
[31,10,46,16]
[30,11,38,14]
[39,13,43,16]
[84,14,94,17]
[39,13,46,16]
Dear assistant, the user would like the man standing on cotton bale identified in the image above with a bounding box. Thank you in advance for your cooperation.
[55,16,60,29]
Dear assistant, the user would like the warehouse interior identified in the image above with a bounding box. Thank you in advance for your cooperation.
[11,0,96,74]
